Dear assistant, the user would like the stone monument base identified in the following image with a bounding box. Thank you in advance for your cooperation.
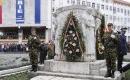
[42,60,106,76]
[31,60,121,80]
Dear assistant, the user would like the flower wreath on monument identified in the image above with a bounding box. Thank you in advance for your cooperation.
[60,12,85,62]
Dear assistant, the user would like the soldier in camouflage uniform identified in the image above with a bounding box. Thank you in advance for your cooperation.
[47,40,55,59]
[28,28,41,72]
[102,23,118,78]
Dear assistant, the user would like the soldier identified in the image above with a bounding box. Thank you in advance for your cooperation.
[47,40,55,59]
[102,23,118,78]
[27,28,40,72]
[117,28,127,73]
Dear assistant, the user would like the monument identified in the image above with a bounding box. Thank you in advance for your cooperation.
[38,5,121,80]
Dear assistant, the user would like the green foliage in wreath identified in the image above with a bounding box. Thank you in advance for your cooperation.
[96,15,105,60]
[60,12,85,62]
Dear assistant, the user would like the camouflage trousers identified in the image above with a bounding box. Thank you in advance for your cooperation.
[29,51,38,66]
[104,49,117,71]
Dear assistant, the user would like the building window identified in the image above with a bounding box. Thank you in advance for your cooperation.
[128,18,130,22]
[128,36,130,42]
[67,0,70,4]
[105,15,108,21]
[128,10,129,16]
[128,27,130,33]
[117,8,120,12]
[113,16,116,21]
[110,6,112,11]
[106,5,108,10]
[97,4,100,10]
[113,7,116,13]
[82,1,85,5]
[106,0,108,3]
[77,0,80,5]
[101,5,104,10]
[121,8,123,13]
[71,0,75,4]
[124,9,127,15]
[121,17,123,22]
[87,2,91,7]
[110,15,112,20]
[92,3,95,8]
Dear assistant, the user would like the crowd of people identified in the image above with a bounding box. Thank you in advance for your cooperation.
[0,43,27,52]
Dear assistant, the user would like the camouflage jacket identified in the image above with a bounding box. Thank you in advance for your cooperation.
[102,31,118,50]
[27,35,41,50]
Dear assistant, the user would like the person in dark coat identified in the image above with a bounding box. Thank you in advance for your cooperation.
[117,28,127,73]
[39,41,48,64]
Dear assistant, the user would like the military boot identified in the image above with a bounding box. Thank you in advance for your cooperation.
[30,65,34,71]
[33,65,38,72]
[111,70,115,78]
[104,69,111,77]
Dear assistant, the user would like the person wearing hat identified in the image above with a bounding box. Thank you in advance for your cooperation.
[102,23,118,78]
[27,27,41,72]
[117,28,127,73]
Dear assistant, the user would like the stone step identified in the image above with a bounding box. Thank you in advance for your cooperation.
[0,65,31,78]
[38,64,44,71]
[99,62,130,76]
[99,67,107,76]
[31,75,90,80]
[0,65,31,75]
[30,71,121,80]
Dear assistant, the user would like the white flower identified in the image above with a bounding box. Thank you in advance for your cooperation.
[76,49,80,52]
[69,42,72,44]
[64,49,67,52]
[72,43,76,46]
[74,37,77,40]
[72,33,75,37]
[65,44,68,47]
[65,39,67,42]
[69,31,73,34]
[69,51,72,54]
[34,37,37,39]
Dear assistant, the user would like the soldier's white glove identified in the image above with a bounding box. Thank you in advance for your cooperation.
[111,34,115,38]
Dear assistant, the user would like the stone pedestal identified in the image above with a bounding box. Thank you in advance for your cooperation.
[43,60,106,76]
[44,60,89,75]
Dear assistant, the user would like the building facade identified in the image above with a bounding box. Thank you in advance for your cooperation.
[52,0,130,42]
[0,0,52,44]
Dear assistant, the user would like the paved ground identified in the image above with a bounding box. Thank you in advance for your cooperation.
[31,76,89,80]
[0,53,29,69]
[124,53,130,61]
